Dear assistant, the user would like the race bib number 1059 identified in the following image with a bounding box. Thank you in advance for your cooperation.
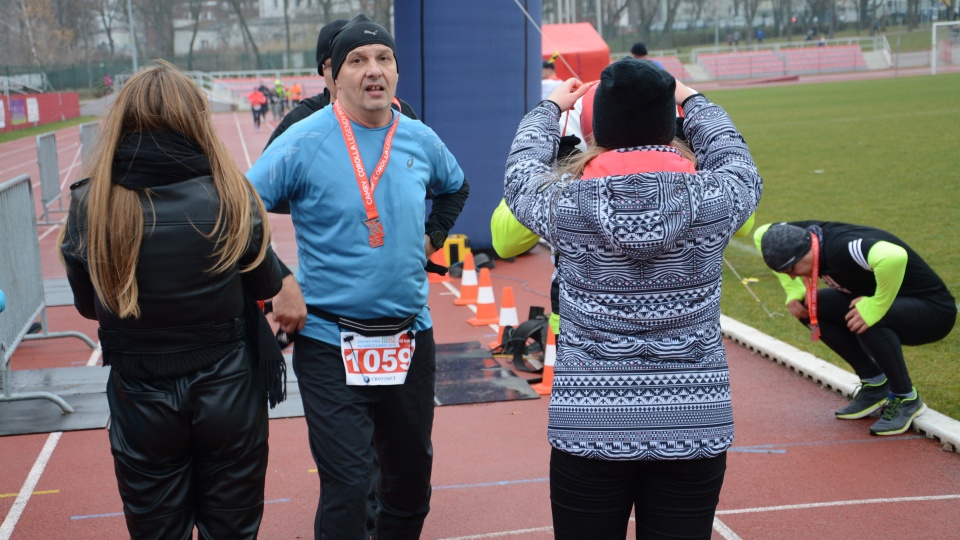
[340,331,414,386]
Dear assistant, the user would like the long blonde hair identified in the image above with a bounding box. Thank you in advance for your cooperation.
[76,60,270,319]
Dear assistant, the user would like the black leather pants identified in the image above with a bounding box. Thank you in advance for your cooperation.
[106,342,269,539]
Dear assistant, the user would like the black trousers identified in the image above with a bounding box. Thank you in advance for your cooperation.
[550,449,727,540]
[106,342,269,540]
[802,289,956,394]
[292,329,436,540]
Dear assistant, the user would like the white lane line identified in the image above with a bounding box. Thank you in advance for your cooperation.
[87,341,102,366]
[436,526,554,540]
[436,516,744,540]
[37,219,64,241]
[0,433,62,540]
[713,517,744,540]
[440,280,499,331]
[58,143,83,189]
[716,493,960,515]
[233,112,252,169]
[0,347,101,539]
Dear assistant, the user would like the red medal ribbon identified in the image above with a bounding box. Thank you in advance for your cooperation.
[806,233,821,341]
[333,98,402,248]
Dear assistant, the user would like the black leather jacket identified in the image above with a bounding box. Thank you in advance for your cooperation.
[62,176,283,375]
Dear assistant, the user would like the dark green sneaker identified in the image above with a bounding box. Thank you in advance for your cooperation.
[835,380,889,419]
[870,390,927,436]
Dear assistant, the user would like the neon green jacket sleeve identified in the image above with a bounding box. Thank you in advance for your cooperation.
[753,223,806,304]
[491,198,540,258]
[548,311,560,336]
[854,241,908,326]
[733,212,755,238]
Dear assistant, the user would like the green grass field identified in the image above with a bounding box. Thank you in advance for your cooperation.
[712,72,960,419]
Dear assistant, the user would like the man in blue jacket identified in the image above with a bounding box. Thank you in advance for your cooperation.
[247,15,468,540]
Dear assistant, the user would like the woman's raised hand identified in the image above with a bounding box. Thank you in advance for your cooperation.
[547,78,590,113]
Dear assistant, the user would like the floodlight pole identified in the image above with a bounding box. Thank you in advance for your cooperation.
[126,0,138,73]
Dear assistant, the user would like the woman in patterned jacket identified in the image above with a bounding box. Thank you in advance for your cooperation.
[503,59,762,539]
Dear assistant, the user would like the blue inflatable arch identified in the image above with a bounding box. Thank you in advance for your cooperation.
[394,0,543,250]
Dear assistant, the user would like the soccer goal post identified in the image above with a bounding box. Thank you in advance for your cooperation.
[931,21,960,75]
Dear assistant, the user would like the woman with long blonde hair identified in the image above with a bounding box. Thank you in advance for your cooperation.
[60,60,283,539]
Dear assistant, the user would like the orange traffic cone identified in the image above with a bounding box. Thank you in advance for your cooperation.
[467,268,499,326]
[453,252,478,306]
[531,325,556,396]
[427,247,450,283]
[489,286,519,349]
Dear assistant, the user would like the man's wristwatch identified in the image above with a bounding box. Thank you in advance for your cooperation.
[428,230,447,250]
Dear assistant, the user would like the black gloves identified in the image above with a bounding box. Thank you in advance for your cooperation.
[557,134,582,163]
[675,117,688,143]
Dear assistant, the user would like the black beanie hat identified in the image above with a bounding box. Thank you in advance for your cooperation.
[316,19,349,76]
[631,42,648,56]
[761,223,812,272]
[592,58,677,149]
[330,14,397,81]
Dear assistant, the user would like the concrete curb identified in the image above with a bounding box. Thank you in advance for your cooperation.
[720,314,959,453]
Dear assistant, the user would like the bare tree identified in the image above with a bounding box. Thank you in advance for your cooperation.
[91,0,122,55]
[134,0,176,58]
[283,0,293,68]
[905,0,919,30]
[660,0,686,47]
[744,0,765,40]
[185,0,204,70]
[358,0,392,30]
[18,0,43,67]
[601,0,632,38]
[770,0,797,38]
[686,0,712,27]
[318,0,337,22]
[635,0,665,43]
[225,0,262,69]
[15,0,79,67]
[802,0,835,35]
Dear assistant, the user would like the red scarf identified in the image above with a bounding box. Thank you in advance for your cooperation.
[806,234,821,341]
[581,147,696,180]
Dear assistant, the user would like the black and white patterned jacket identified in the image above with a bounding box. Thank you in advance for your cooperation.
[504,95,762,460]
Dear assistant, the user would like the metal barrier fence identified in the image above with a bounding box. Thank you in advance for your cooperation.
[36,132,65,225]
[0,174,96,414]
[689,36,885,63]
[78,121,100,170]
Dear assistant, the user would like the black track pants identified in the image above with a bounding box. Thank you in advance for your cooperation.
[292,329,436,540]
[801,288,956,394]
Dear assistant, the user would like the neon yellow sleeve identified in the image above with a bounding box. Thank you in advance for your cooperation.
[549,311,560,336]
[854,241,908,326]
[733,212,755,238]
[491,199,540,259]
[753,223,806,304]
